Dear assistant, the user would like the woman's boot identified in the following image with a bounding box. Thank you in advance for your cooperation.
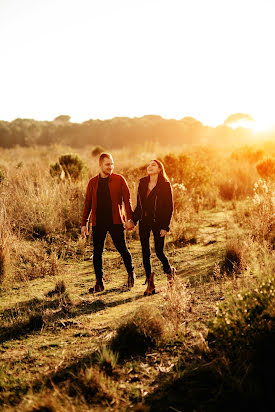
[144,273,155,296]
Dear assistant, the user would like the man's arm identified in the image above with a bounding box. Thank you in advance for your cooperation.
[121,176,134,228]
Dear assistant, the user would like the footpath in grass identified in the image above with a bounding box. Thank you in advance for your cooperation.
[0,207,239,410]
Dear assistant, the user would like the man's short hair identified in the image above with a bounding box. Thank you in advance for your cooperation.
[99,152,113,164]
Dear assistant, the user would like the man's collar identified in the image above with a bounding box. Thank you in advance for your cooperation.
[98,173,112,180]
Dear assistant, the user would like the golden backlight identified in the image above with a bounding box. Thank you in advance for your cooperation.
[230,118,275,134]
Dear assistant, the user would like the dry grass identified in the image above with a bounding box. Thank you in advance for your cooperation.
[160,278,191,336]
[0,142,274,411]
[111,305,166,358]
[0,202,10,284]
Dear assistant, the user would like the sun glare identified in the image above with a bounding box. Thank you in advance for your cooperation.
[231,118,275,134]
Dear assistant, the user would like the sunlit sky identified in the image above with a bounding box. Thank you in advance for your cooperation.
[1,0,275,129]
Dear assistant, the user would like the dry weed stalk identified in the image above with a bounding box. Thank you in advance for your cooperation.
[0,202,10,283]
[161,278,191,335]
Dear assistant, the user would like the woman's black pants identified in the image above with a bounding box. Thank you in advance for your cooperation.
[139,219,171,278]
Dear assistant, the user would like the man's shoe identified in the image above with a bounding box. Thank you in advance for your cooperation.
[127,272,135,289]
[167,267,176,286]
[144,273,155,296]
[89,280,104,293]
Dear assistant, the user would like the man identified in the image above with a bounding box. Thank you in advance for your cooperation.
[81,152,135,293]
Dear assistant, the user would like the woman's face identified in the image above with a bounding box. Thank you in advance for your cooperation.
[147,160,161,176]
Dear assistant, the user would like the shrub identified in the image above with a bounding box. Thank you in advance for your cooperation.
[111,305,165,358]
[161,153,211,191]
[222,238,247,275]
[208,276,275,359]
[231,146,264,163]
[256,158,275,180]
[49,161,63,180]
[71,366,119,405]
[50,153,86,181]
[96,346,119,376]
[249,179,274,243]
[91,145,105,157]
[218,165,257,201]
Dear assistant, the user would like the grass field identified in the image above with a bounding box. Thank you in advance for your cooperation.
[0,143,274,411]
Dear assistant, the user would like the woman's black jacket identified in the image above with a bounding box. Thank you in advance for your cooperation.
[133,175,173,231]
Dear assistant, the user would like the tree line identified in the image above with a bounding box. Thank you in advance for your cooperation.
[0,114,272,148]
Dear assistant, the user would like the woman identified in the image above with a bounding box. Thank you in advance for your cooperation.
[133,159,175,295]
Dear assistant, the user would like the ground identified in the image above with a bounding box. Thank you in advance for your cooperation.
[0,205,257,411]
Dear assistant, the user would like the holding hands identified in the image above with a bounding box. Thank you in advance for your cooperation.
[81,226,89,238]
[125,219,135,231]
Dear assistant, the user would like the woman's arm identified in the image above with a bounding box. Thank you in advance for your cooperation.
[160,182,173,231]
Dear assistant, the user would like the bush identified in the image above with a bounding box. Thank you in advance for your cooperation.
[70,366,119,406]
[218,166,257,200]
[207,276,275,358]
[96,346,119,376]
[249,179,274,243]
[50,153,85,181]
[91,146,105,157]
[231,146,264,163]
[222,238,247,275]
[111,305,165,358]
[162,153,211,191]
[257,158,275,180]
[49,162,63,180]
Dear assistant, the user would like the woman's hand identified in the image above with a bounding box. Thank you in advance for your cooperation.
[160,229,167,237]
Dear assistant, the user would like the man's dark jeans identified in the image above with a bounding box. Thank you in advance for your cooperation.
[92,224,134,280]
[139,218,171,278]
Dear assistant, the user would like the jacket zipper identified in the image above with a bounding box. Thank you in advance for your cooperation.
[138,192,143,220]
[153,194,157,222]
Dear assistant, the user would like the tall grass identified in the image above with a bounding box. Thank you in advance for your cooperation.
[0,202,10,283]
[0,142,273,284]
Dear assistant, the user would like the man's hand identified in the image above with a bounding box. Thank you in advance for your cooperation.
[81,226,89,238]
[160,229,168,237]
[125,220,135,231]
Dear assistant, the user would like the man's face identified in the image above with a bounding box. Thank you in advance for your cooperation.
[100,157,114,176]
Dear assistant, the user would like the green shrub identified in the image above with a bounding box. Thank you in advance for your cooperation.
[161,153,211,191]
[208,276,275,358]
[50,153,85,181]
[49,161,63,179]
[96,346,119,376]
